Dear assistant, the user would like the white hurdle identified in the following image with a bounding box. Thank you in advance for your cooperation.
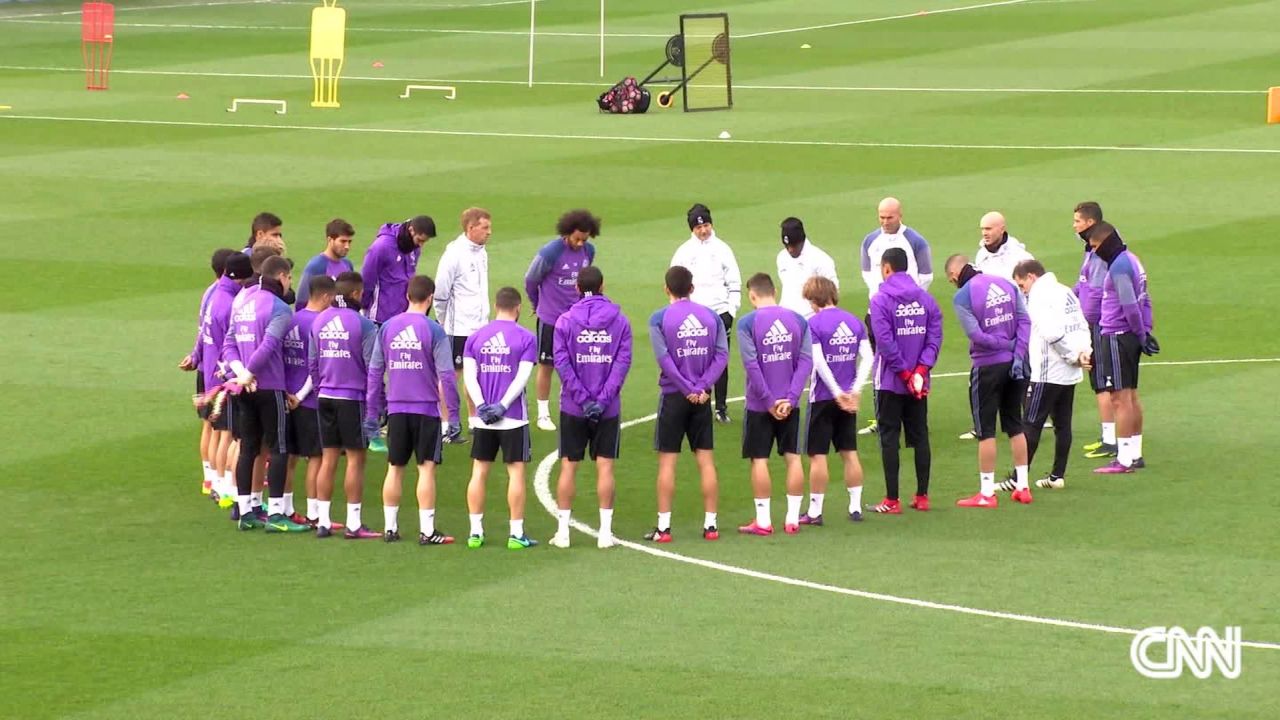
[226,98,287,114]
[399,84,456,101]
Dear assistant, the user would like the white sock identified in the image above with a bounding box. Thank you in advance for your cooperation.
[1117,437,1134,467]
[537,399,551,418]
[785,494,802,525]
[754,498,771,528]
[202,461,212,483]
[1133,434,1143,459]
[807,493,825,518]
[469,513,484,537]
[657,511,671,532]
[237,495,251,513]
[556,508,571,534]
[220,471,235,497]
[383,505,398,532]
[1014,465,1029,491]
[318,500,332,528]
[980,472,995,496]
[420,508,436,536]
[848,486,863,513]
[268,497,284,516]
[307,497,319,520]
[1102,422,1116,445]
[347,503,362,529]
[704,511,717,529]
[510,518,523,538]
[599,508,614,536]
[250,491,263,508]
[283,492,294,515]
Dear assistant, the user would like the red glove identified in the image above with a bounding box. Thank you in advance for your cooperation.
[911,365,930,399]
[897,369,915,384]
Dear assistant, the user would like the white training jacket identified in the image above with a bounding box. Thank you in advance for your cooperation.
[1026,272,1093,385]
[974,234,1035,281]
[670,232,742,318]
[777,241,839,319]
[433,234,490,338]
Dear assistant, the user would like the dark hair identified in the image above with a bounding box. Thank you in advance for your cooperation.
[408,275,435,303]
[577,265,604,294]
[308,275,336,298]
[260,255,291,280]
[249,245,280,273]
[1013,259,1046,279]
[746,272,775,297]
[408,215,437,238]
[247,212,282,248]
[665,266,694,298]
[211,248,237,277]
[335,270,363,299]
[802,276,838,308]
[882,247,909,272]
[1074,202,1103,223]
[495,286,522,311]
[557,209,602,238]
[325,218,355,239]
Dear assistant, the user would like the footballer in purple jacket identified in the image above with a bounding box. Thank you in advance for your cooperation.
[549,266,630,550]
[735,273,812,537]
[308,271,380,538]
[361,216,435,324]
[365,276,458,545]
[523,209,601,432]
[947,254,1032,508]
[868,248,942,514]
[179,248,238,500]
[1072,200,1122,457]
[220,256,308,532]
[644,266,729,543]
[284,274,333,526]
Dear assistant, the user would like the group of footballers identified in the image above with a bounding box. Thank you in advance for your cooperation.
[180,198,1155,550]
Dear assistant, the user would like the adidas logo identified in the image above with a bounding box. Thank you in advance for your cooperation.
[317,316,349,341]
[577,329,613,345]
[762,318,793,346]
[389,325,422,351]
[562,263,571,270]
[676,313,709,339]
[284,324,304,350]
[895,301,926,318]
[231,304,255,324]
[831,321,860,346]
[985,282,1012,309]
[482,331,511,356]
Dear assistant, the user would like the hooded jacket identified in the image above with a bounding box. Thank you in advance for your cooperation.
[1095,228,1153,340]
[360,223,422,324]
[222,278,292,392]
[869,272,943,395]
[553,294,632,418]
[953,267,1030,368]
[198,275,242,389]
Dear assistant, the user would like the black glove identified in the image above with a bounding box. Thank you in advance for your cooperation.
[1141,334,1161,356]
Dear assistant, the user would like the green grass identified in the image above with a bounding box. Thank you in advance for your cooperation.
[3,0,1280,717]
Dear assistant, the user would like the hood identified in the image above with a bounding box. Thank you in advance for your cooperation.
[377,222,415,255]
[575,294,621,327]
[1029,272,1059,298]
[879,271,923,302]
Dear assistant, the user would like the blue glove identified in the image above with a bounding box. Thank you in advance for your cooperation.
[583,402,605,421]
[478,403,505,425]
[361,417,381,441]
[1141,333,1161,356]
[1009,357,1027,381]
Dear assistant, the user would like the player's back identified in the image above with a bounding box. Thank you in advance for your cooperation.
[312,306,373,399]
[466,319,538,423]
[652,299,722,395]
[956,273,1020,367]
[378,312,446,413]
[739,304,808,412]
[809,306,865,402]
[284,308,319,407]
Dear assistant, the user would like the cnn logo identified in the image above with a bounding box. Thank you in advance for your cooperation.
[1130,626,1242,679]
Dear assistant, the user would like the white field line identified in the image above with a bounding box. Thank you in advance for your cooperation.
[0,17,669,36]
[0,65,1262,95]
[531,356,1280,651]
[267,0,537,6]
[737,0,1034,38]
[4,114,1280,157]
[0,0,270,19]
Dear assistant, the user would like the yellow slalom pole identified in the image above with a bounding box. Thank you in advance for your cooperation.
[310,0,347,108]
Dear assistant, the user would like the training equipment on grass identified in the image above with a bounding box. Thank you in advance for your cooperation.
[527,0,608,87]
[226,98,287,114]
[1269,87,1280,124]
[603,13,731,114]
[81,2,114,91]
[309,0,346,109]
[400,84,457,101]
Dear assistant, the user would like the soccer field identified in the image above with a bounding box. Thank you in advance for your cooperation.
[3,0,1280,717]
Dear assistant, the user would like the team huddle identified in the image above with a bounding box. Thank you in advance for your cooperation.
[180,199,1156,549]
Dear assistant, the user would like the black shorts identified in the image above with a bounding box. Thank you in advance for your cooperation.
[804,399,858,455]
[318,397,367,451]
[559,412,621,462]
[742,409,801,459]
[654,393,714,453]
[450,335,468,370]
[472,426,532,464]
[232,389,287,454]
[198,382,232,432]
[536,319,556,365]
[387,412,443,467]
[222,393,237,435]
[1100,333,1141,391]
[286,405,323,458]
[969,363,1026,440]
[1087,324,1106,393]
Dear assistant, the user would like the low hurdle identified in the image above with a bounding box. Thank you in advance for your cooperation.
[400,84,456,101]
[227,99,288,115]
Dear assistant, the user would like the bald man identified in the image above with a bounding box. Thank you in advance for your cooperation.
[973,211,1034,281]
[858,197,934,435]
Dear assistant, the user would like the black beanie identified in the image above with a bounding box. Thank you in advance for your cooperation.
[224,252,253,280]
[781,217,806,246]
[687,204,713,230]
